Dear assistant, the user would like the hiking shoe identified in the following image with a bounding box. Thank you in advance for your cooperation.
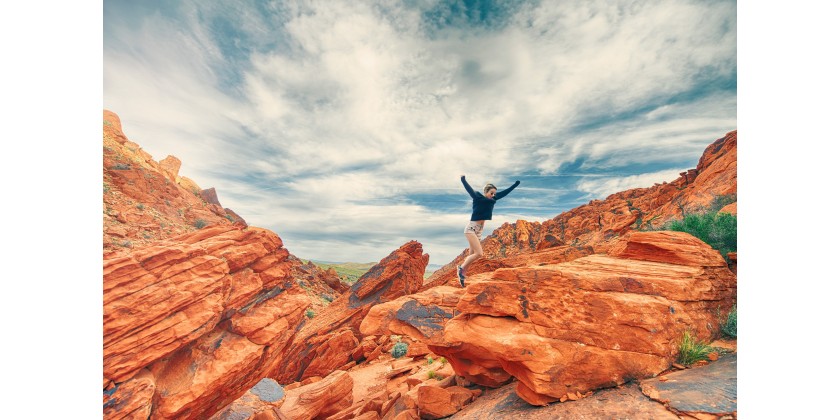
[457,265,466,287]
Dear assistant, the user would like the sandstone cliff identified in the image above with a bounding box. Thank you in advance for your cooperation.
[102,111,346,419]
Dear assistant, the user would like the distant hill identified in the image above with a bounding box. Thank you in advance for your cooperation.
[308,260,442,281]
[307,260,376,284]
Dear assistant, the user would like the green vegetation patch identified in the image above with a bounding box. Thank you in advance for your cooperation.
[721,304,737,338]
[667,211,736,261]
[676,330,713,366]
[391,342,408,359]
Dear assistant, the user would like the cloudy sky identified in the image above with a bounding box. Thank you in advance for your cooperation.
[103,0,736,266]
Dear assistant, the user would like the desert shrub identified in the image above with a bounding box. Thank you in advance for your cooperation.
[667,212,736,261]
[439,357,448,365]
[136,203,145,210]
[305,309,315,319]
[709,194,737,213]
[721,305,737,338]
[391,342,408,359]
[676,330,712,365]
[427,357,435,365]
[194,219,207,229]
[427,370,440,380]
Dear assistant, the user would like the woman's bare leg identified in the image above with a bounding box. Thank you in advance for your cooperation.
[461,232,483,271]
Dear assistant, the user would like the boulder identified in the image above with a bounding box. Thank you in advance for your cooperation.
[428,231,736,405]
[276,370,354,420]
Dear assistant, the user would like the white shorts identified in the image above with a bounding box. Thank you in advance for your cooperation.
[464,221,484,238]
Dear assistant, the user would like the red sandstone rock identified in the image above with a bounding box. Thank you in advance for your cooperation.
[273,241,429,384]
[276,370,354,420]
[360,286,464,344]
[159,155,182,183]
[104,224,332,419]
[417,385,478,419]
[103,110,241,255]
[103,369,155,420]
[208,378,287,420]
[425,231,736,405]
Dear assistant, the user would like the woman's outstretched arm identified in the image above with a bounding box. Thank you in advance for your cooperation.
[493,180,521,200]
[461,175,479,198]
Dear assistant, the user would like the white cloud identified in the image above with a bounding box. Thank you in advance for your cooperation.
[576,168,687,200]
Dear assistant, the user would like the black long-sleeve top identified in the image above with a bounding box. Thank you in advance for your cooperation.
[461,176,520,221]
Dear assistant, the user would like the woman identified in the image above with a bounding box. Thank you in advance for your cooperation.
[457,175,520,287]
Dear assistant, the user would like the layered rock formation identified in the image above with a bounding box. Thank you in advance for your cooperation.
[272,241,429,384]
[103,110,244,257]
[425,130,737,289]
[372,231,736,406]
[103,225,313,418]
[102,111,345,419]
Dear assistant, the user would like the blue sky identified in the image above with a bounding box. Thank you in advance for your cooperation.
[103,0,736,265]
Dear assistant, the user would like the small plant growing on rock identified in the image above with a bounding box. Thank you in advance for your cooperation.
[439,357,447,365]
[721,305,737,338]
[391,342,408,359]
[194,219,207,229]
[427,370,441,380]
[427,357,435,365]
[305,309,315,319]
[677,330,712,366]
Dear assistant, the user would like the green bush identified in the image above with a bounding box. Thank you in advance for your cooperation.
[709,194,737,213]
[391,342,408,359]
[194,219,207,229]
[721,305,737,338]
[305,309,315,319]
[676,330,712,365]
[667,212,736,261]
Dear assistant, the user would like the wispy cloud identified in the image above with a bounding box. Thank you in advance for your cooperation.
[104,0,736,265]
[576,168,688,200]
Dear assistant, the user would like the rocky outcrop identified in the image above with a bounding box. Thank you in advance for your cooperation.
[103,225,319,418]
[273,241,429,384]
[425,130,737,289]
[360,286,464,344]
[276,370,354,419]
[379,231,736,406]
[207,378,286,420]
[103,110,243,256]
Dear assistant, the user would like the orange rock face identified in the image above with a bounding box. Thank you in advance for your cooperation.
[360,286,464,345]
[272,241,429,384]
[276,370,355,420]
[424,231,735,405]
[103,111,243,256]
[102,110,346,419]
[103,225,318,418]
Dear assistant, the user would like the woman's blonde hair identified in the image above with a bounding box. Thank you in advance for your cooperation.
[483,183,497,193]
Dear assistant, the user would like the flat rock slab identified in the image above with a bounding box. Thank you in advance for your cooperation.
[641,353,737,416]
[448,382,679,419]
